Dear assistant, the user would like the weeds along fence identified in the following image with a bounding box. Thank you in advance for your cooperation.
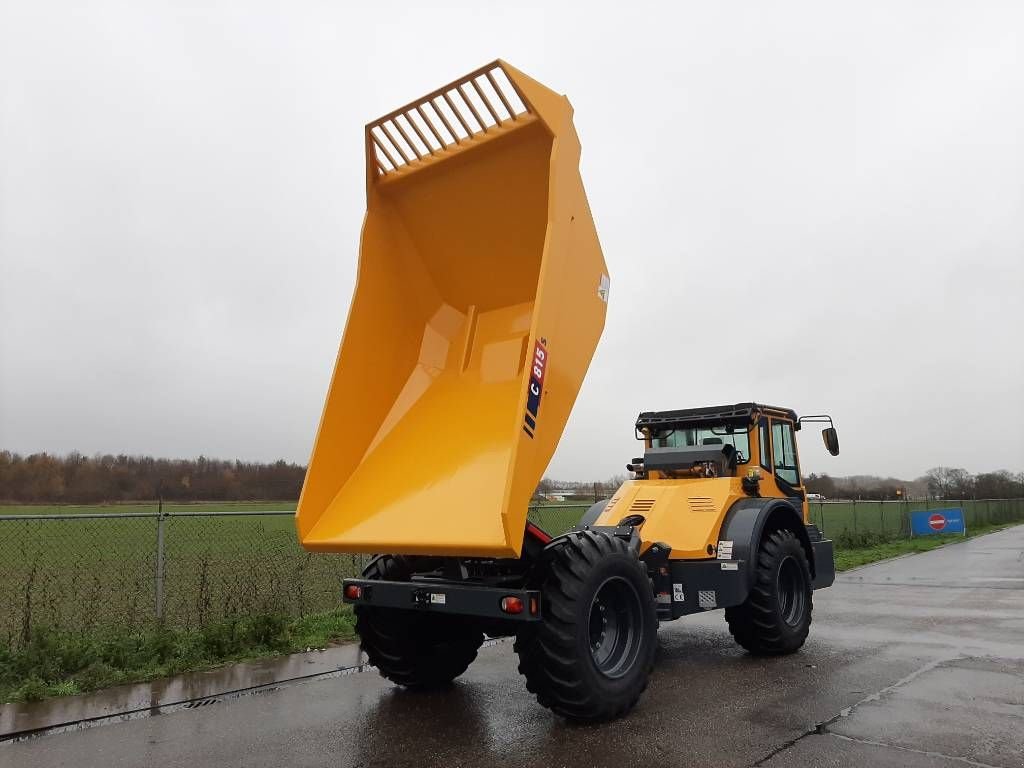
[0,504,581,651]
[1,499,1022,651]
[0,509,356,652]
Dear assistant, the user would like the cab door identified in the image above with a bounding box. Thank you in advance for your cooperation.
[770,418,808,521]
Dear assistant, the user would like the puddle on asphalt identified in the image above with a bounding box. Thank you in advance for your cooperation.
[0,643,364,739]
[1,637,511,741]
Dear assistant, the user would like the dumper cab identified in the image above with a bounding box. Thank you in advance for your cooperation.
[571,402,839,622]
[587,403,840,560]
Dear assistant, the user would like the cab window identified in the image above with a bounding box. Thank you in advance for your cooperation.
[759,418,770,471]
[656,424,751,464]
[771,420,800,487]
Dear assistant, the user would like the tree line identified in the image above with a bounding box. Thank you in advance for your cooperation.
[0,451,306,503]
[804,467,1024,501]
[3,450,1022,505]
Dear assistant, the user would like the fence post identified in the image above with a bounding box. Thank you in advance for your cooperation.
[853,499,857,534]
[155,494,166,623]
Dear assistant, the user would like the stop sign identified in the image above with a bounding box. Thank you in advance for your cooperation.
[928,513,947,531]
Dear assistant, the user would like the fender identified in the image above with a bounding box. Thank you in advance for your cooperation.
[719,497,817,585]
[577,498,610,529]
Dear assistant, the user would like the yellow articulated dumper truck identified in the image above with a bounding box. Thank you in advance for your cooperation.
[296,61,840,722]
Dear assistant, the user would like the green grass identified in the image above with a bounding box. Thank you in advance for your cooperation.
[1,499,1020,705]
[529,503,590,536]
[0,502,361,652]
[834,520,1019,571]
[0,608,356,703]
[10,522,1018,705]
[0,501,361,704]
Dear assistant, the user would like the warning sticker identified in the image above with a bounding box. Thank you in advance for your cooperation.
[672,583,685,602]
[429,593,446,605]
[717,540,734,560]
[720,562,738,571]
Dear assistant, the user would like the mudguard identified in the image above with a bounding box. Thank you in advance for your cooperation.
[719,497,819,583]
[577,498,610,529]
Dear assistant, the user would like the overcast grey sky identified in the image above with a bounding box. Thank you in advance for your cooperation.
[1,1,1022,481]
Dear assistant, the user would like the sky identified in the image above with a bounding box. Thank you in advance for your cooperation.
[1,1,1022,481]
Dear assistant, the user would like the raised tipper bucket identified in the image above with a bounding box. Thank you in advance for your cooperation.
[296,61,609,558]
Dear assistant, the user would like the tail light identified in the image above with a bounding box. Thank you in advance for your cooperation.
[500,596,524,614]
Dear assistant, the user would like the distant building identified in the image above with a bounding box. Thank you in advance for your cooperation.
[541,489,578,502]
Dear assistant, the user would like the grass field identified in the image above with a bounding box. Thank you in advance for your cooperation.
[3,498,1019,652]
[0,503,357,650]
[2,499,1022,704]
[809,498,1024,538]
[832,520,1019,570]
[0,501,591,652]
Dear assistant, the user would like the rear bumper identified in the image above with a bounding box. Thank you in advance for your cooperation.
[341,578,542,622]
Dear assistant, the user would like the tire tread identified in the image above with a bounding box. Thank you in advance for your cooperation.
[725,529,813,656]
[355,555,484,688]
[515,531,657,722]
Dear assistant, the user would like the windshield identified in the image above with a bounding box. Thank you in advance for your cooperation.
[654,424,752,464]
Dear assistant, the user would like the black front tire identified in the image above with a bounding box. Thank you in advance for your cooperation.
[725,529,813,655]
[355,555,484,688]
[515,530,658,722]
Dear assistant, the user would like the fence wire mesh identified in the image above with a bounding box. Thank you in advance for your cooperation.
[0,510,367,650]
[0,514,160,651]
[807,498,1024,540]
[1,499,1022,650]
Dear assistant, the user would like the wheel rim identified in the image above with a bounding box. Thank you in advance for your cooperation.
[776,555,808,626]
[587,576,644,678]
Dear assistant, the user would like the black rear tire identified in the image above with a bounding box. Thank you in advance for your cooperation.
[514,530,658,722]
[355,555,484,688]
[725,529,813,655]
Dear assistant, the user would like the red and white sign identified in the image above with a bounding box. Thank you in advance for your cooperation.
[928,513,947,531]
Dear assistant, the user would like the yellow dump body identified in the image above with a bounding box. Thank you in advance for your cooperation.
[297,61,609,558]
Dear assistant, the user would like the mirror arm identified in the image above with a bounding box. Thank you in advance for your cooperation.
[798,414,834,428]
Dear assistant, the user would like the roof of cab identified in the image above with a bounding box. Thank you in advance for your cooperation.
[635,402,799,432]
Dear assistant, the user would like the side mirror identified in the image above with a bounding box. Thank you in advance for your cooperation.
[822,427,840,456]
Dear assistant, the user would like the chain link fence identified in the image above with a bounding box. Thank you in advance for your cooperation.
[0,504,588,650]
[807,498,1024,540]
[2,499,1022,650]
[0,509,364,651]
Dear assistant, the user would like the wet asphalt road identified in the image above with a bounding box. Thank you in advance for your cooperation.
[4,525,1023,768]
